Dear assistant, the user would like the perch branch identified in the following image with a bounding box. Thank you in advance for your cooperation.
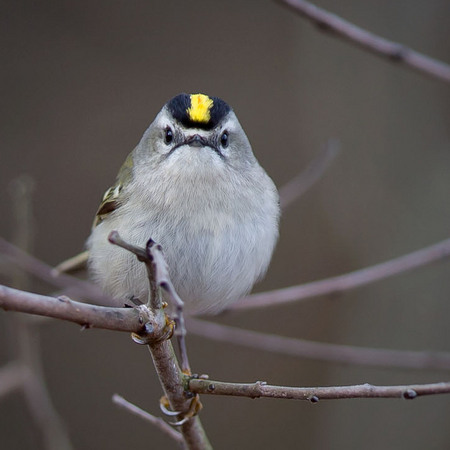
[190,378,450,401]
[277,0,450,83]
[107,232,210,450]
[149,244,190,374]
[0,283,210,448]
[235,237,450,310]
[0,284,149,332]
[108,232,191,374]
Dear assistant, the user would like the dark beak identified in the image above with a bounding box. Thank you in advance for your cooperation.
[186,134,207,147]
[166,133,225,161]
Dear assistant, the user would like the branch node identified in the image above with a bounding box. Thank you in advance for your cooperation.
[403,389,418,400]
[131,320,172,345]
[315,19,332,32]
[184,389,195,399]
[389,44,408,62]
[309,395,320,403]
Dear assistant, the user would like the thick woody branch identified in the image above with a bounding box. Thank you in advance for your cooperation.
[189,378,450,401]
[235,237,450,310]
[277,0,450,83]
[0,284,149,333]
[147,339,211,449]
[107,232,210,450]
[0,268,211,449]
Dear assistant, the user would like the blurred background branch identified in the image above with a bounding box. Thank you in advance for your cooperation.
[235,237,450,310]
[278,0,450,82]
[112,394,187,449]
[0,176,73,450]
[187,318,450,371]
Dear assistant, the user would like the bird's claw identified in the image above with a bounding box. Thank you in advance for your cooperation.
[131,314,175,345]
[159,396,181,416]
[159,395,203,426]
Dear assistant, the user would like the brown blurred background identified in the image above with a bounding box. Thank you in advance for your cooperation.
[1,1,450,449]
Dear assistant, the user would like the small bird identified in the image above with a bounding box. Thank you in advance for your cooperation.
[86,93,279,314]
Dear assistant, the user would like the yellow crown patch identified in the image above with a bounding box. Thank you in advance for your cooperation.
[187,94,214,124]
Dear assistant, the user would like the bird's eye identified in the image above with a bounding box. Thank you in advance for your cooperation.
[164,127,173,145]
[220,131,229,148]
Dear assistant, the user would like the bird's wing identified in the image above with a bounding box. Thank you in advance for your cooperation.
[55,151,135,273]
[93,151,134,227]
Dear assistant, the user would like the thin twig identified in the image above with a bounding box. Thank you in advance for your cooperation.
[112,394,187,449]
[234,237,450,310]
[107,232,162,310]
[187,318,450,371]
[277,0,450,83]
[279,139,340,210]
[54,251,88,274]
[149,243,190,374]
[190,378,450,401]
[108,232,191,373]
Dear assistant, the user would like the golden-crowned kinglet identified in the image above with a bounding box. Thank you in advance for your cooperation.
[87,93,280,314]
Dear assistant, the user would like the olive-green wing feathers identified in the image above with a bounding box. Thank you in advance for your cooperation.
[55,151,134,273]
[93,151,134,227]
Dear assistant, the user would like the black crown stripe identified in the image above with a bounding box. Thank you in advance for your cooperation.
[167,93,231,130]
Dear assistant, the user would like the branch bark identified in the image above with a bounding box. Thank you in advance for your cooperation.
[105,233,212,450]
[189,378,450,401]
[0,284,147,332]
